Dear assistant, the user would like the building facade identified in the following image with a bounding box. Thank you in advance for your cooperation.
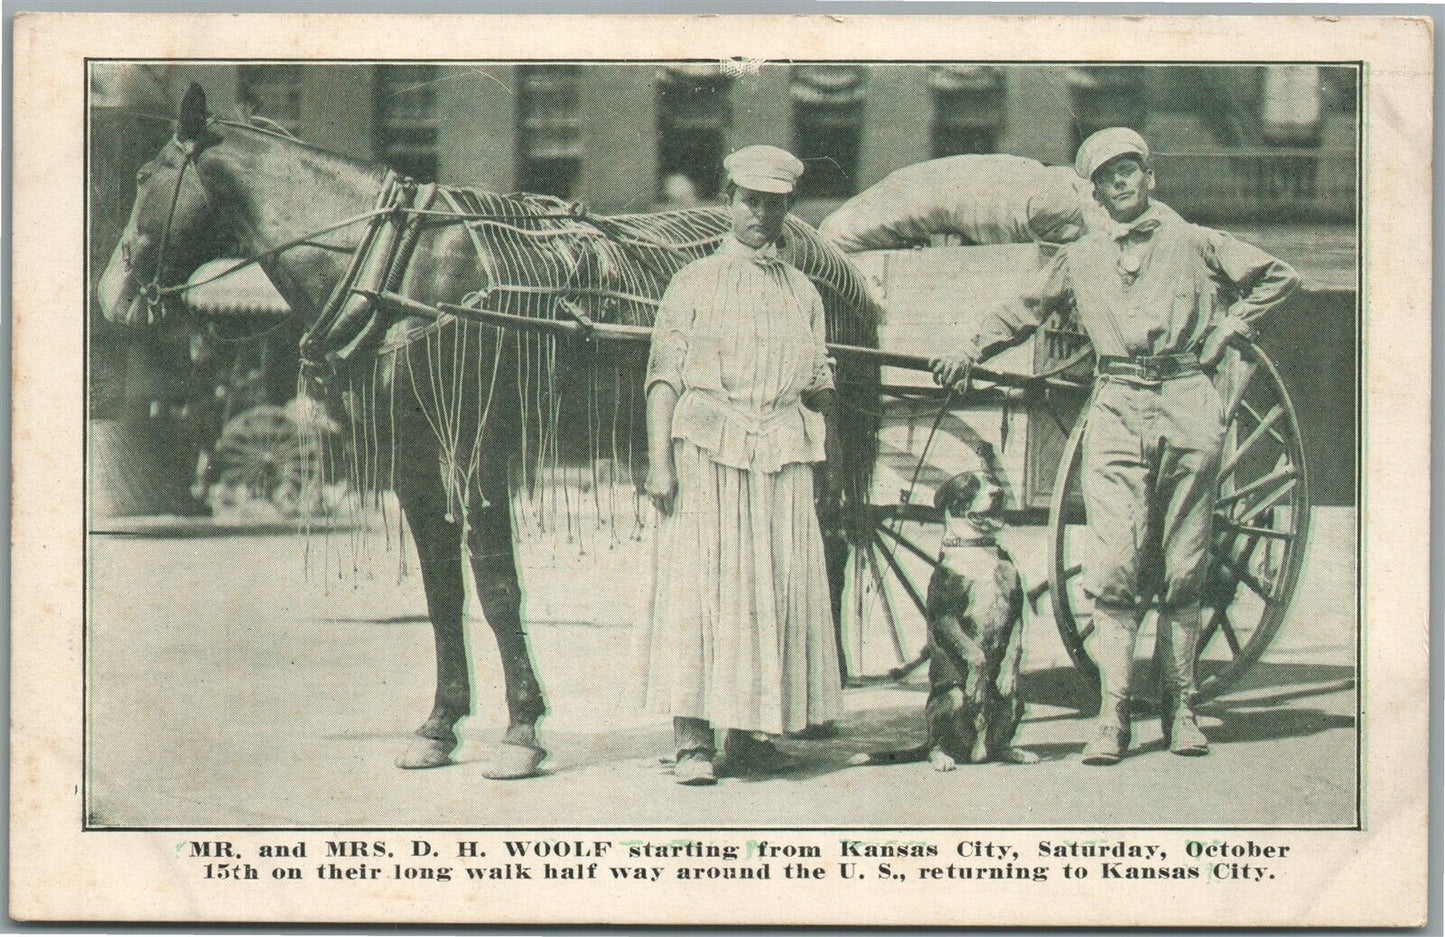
[100,61,1358,225]
[88,62,1359,511]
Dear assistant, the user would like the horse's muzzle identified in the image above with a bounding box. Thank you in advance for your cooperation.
[97,240,147,326]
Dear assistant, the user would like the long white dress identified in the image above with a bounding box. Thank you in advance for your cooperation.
[630,237,843,735]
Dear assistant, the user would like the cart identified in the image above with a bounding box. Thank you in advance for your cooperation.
[198,235,1310,702]
[839,244,1310,702]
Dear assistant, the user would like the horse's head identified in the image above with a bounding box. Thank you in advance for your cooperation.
[97,83,232,328]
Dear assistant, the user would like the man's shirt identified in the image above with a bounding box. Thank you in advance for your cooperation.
[963,201,1301,360]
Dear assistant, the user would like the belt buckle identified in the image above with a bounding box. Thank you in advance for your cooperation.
[1152,357,1178,379]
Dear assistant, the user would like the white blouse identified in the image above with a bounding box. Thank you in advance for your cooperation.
[647,237,835,474]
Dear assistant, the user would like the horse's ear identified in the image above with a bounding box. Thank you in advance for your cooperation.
[177,82,208,142]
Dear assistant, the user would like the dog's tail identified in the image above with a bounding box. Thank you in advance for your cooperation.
[847,744,931,767]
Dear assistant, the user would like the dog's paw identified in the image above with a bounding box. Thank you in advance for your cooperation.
[846,752,872,767]
[1003,747,1040,764]
[929,751,957,772]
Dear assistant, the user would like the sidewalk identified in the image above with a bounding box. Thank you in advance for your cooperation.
[84,508,1356,829]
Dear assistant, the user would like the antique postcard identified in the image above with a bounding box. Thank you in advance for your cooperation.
[9,11,1432,926]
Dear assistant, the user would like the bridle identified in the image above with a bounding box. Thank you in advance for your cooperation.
[132,136,208,324]
[124,132,386,339]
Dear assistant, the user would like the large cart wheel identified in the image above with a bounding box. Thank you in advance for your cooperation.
[1048,340,1311,701]
[211,404,326,517]
[837,503,944,684]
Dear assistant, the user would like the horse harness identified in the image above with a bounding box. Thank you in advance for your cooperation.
[134,131,626,369]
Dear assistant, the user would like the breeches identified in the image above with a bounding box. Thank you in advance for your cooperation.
[1082,372,1226,611]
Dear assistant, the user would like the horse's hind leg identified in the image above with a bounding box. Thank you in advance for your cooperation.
[465,498,547,779]
[394,471,472,769]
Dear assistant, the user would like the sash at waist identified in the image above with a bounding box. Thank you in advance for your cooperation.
[672,390,827,473]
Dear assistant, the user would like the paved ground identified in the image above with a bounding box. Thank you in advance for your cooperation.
[86,508,1357,829]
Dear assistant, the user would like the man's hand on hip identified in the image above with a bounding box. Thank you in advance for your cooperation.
[1200,316,1253,368]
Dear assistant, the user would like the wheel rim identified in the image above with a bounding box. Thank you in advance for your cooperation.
[213,405,324,516]
[1049,341,1312,701]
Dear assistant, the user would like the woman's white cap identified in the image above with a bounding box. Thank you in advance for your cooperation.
[724,145,806,194]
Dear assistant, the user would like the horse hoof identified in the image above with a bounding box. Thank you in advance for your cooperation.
[396,736,454,770]
[483,742,546,780]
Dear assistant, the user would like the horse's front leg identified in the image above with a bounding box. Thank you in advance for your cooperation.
[466,499,548,779]
[394,471,472,770]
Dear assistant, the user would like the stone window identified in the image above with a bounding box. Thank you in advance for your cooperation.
[518,64,584,199]
[791,65,867,198]
[656,64,732,203]
[237,65,304,134]
[373,64,440,182]
[930,66,1006,157]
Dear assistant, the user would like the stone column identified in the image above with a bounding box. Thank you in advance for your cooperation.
[857,65,932,190]
[300,64,374,163]
[437,64,517,190]
[578,65,657,213]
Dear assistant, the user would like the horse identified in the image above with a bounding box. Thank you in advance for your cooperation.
[97,82,881,779]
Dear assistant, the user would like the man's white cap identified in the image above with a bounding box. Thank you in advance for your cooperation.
[724,145,805,194]
[1074,127,1150,181]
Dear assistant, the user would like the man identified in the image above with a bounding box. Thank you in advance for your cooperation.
[932,128,1301,766]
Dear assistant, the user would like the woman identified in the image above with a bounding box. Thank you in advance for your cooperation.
[632,145,842,786]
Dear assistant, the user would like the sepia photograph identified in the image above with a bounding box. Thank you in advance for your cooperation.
[85,57,1359,829]
[9,10,1431,927]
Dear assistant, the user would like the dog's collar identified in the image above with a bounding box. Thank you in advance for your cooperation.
[939,534,997,549]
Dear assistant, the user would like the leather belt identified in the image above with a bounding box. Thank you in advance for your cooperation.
[1097,352,1201,381]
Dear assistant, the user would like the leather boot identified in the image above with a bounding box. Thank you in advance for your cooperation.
[1157,606,1209,756]
[1082,603,1139,766]
[673,717,717,785]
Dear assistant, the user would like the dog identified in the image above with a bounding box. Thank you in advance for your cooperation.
[851,470,1038,771]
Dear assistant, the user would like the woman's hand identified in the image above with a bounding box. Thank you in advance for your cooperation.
[645,458,677,516]
[644,383,680,516]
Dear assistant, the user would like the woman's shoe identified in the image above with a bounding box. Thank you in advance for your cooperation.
[723,730,803,776]
[673,749,718,786]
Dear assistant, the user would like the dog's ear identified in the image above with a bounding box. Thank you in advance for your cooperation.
[933,476,958,512]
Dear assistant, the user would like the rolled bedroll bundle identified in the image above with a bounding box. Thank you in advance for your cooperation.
[818,154,1093,252]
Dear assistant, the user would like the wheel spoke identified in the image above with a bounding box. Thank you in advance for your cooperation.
[864,539,909,663]
[1218,613,1244,657]
[1216,464,1298,510]
[1237,477,1300,526]
[1216,552,1275,602]
[1224,533,1263,571]
[1217,518,1295,541]
[874,522,942,570]
[1238,399,1288,447]
[1218,404,1284,484]
[871,530,930,618]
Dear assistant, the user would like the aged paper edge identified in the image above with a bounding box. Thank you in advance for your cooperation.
[10,12,1433,926]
